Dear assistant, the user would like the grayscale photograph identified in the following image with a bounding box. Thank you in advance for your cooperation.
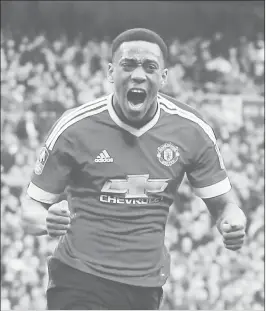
[1,1,264,310]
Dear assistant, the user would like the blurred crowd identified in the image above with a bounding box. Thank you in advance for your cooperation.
[1,31,264,310]
[166,32,264,97]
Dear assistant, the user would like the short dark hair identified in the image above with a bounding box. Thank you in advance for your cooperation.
[111,28,168,64]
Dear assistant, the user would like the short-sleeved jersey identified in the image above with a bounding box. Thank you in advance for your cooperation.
[27,93,231,287]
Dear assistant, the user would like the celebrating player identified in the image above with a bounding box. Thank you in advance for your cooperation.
[22,28,246,310]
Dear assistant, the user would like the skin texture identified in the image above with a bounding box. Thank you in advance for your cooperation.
[108,41,168,127]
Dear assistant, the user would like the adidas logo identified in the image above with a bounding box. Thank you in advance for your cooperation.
[94,150,114,163]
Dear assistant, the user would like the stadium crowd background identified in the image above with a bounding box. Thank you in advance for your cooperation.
[1,2,264,310]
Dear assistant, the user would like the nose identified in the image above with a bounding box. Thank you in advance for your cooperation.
[131,67,146,83]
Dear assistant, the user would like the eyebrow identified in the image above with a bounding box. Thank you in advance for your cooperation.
[119,57,159,64]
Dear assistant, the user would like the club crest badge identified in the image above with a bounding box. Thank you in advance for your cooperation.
[157,142,180,167]
[34,147,49,175]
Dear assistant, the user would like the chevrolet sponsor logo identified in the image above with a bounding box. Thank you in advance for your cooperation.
[101,174,169,199]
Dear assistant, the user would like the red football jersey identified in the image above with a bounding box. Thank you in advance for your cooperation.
[27,93,231,287]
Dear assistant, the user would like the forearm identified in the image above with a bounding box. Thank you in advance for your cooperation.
[21,195,49,236]
[22,217,48,236]
[203,190,246,232]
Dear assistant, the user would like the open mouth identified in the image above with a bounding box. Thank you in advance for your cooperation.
[127,89,147,108]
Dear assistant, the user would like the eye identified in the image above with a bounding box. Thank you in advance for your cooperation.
[145,63,157,72]
[121,62,135,71]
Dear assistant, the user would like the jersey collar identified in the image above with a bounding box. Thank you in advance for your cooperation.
[107,93,161,137]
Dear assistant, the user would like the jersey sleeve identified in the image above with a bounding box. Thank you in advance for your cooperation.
[27,119,75,204]
[186,125,231,199]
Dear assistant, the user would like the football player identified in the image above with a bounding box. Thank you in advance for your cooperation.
[22,28,246,310]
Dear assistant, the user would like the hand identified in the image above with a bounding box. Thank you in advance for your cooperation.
[46,200,71,237]
[220,221,246,251]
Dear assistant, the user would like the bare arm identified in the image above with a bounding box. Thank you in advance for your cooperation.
[21,194,71,237]
[21,194,51,236]
[203,189,246,231]
[203,189,247,251]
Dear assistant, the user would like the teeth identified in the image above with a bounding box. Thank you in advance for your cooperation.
[131,89,145,93]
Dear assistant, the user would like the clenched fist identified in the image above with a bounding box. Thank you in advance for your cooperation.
[46,200,71,237]
[220,222,246,251]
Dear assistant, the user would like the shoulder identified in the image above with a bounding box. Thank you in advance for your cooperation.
[62,95,109,123]
[45,95,109,150]
[158,92,205,120]
[158,92,217,145]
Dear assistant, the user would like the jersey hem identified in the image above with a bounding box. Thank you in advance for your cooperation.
[50,254,168,288]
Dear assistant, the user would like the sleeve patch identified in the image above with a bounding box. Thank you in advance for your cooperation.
[34,147,49,175]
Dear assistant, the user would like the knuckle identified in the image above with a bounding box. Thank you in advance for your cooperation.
[48,229,66,237]
[58,224,67,229]
[62,218,70,225]
[48,230,56,237]
[46,221,53,228]
[223,234,231,240]
[226,247,238,251]
[228,245,241,250]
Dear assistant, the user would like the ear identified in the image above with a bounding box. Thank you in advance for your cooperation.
[107,63,114,83]
[161,68,168,87]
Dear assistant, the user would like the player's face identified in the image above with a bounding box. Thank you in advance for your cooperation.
[108,41,168,123]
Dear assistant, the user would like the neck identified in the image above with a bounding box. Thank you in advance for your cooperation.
[112,96,158,129]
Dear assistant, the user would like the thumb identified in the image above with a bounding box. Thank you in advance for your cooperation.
[221,223,232,233]
[221,222,244,233]
[57,200,70,214]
